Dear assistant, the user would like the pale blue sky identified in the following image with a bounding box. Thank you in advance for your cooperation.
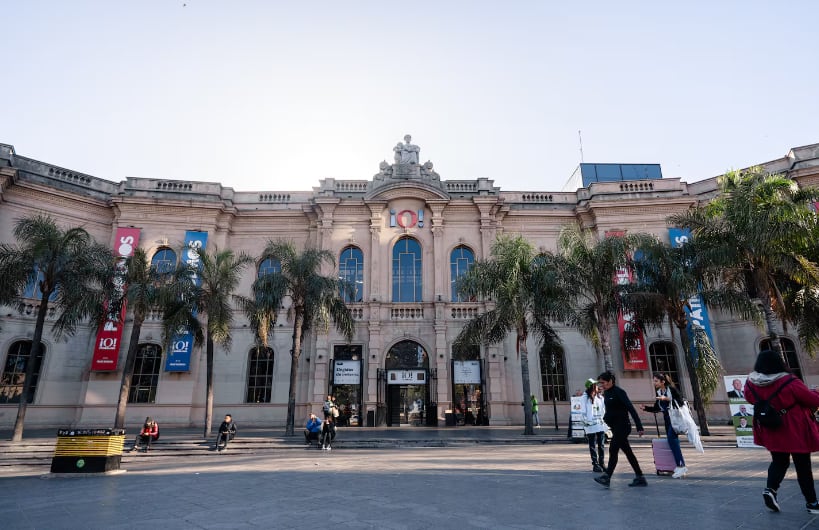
[2,1,817,191]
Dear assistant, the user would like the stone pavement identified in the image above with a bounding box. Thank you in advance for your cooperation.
[1,425,819,529]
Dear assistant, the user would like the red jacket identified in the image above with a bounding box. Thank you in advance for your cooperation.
[140,423,159,439]
[745,374,819,453]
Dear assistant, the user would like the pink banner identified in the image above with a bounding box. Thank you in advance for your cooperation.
[91,227,141,371]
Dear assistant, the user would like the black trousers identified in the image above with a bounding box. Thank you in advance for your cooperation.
[768,452,817,503]
[605,427,643,477]
[587,431,605,467]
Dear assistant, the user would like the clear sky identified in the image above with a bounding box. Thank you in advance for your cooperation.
[2,1,817,192]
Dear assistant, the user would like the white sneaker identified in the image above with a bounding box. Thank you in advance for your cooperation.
[672,466,688,478]
[327,446,332,451]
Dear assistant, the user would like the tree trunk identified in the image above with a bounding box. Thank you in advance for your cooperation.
[675,322,711,436]
[285,311,305,436]
[598,319,614,373]
[203,335,214,439]
[519,332,534,436]
[12,294,49,442]
[114,315,144,429]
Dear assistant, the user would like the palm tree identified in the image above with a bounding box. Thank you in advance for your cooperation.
[0,214,113,442]
[669,167,819,358]
[113,248,166,428]
[245,241,354,436]
[161,247,253,438]
[554,223,648,373]
[627,237,756,435]
[453,235,569,435]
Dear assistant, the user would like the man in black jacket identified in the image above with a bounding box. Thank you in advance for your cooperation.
[216,414,237,452]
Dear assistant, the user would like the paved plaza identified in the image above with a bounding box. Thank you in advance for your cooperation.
[1,436,819,529]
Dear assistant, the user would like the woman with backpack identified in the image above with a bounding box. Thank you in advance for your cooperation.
[745,349,819,514]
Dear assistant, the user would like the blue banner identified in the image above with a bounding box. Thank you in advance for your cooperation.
[668,228,714,364]
[165,231,208,372]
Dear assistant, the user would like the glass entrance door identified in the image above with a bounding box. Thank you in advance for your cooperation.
[387,385,427,426]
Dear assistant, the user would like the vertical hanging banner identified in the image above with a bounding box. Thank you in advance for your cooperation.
[165,230,208,372]
[607,230,649,371]
[91,227,141,371]
[668,228,715,364]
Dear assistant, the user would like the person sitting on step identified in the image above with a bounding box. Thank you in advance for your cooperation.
[215,414,237,452]
[132,417,159,452]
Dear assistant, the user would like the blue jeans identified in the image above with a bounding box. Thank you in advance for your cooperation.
[663,412,685,467]
[532,412,540,426]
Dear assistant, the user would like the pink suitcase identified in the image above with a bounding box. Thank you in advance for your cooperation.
[652,438,676,475]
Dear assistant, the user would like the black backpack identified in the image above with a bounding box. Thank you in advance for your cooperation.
[747,377,796,429]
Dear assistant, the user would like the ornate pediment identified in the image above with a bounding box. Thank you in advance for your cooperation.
[371,135,445,194]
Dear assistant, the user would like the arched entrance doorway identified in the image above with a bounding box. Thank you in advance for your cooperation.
[384,340,431,426]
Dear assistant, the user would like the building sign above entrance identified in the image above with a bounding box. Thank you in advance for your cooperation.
[390,209,424,229]
[453,360,481,384]
[333,360,361,385]
[388,370,426,385]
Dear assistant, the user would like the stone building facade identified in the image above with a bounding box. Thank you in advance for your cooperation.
[1,139,818,429]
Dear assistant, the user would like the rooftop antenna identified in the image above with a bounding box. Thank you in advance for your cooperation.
[578,130,585,163]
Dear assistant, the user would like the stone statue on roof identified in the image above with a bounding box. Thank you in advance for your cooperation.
[393,134,420,165]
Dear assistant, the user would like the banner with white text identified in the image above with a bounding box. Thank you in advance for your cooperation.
[165,231,208,372]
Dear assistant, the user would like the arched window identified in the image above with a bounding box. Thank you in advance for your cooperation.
[151,248,177,274]
[450,245,475,302]
[258,257,281,278]
[649,341,681,387]
[385,340,429,369]
[0,341,46,404]
[539,346,567,401]
[760,338,803,380]
[339,246,364,303]
[246,347,274,403]
[128,344,162,403]
[392,237,422,303]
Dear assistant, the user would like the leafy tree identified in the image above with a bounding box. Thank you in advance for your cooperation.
[453,235,569,435]
[244,241,354,436]
[627,237,756,435]
[161,247,252,438]
[669,167,819,358]
[553,224,649,372]
[0,215,113,441]
[113,248,166,428]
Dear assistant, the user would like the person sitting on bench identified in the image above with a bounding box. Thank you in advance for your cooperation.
[216,414,237,452]
[132,417,159,452]
[320,416,337,451]
[304,413,322,446]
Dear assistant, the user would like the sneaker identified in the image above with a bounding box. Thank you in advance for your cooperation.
[672,466,688,479]
[593,465,604,473]
[628,476,648,487]
[763,488,780,512]
[806,501,819,514]
[327,447,332,451]
[594,474,610,488]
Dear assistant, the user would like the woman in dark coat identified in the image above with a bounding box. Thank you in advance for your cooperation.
[745,349,819,514]
[594,371,647,488]
[642,373,687,478]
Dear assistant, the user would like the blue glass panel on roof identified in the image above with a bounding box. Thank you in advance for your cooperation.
[579,163,662,187]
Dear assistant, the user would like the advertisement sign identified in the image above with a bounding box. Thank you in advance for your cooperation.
[333,360,361,385]
[165,231,208,372]
[607,230,648,371]
[91,227,141,371]
[453,360,481,384]
[724,375,761,448]
[669,228,715,364]
[387,370,426,385]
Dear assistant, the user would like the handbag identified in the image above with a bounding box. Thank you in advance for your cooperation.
[669,401,688,434]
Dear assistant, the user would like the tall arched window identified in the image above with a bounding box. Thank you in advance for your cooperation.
[246,347,274,403]
[649,341,681,387]
[258,257,281,278]
[151,248,177,274]
[539,346,567,401]
[760,338,803,380]
[392,237,422,303]
[0,341,46,404]
[385,340,430,369]
[450,245,475,301]
[128,344,162,403]
[339,246,364,303]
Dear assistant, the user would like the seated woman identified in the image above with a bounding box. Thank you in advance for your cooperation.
[320,416,337,451]
[133,417,159,452]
